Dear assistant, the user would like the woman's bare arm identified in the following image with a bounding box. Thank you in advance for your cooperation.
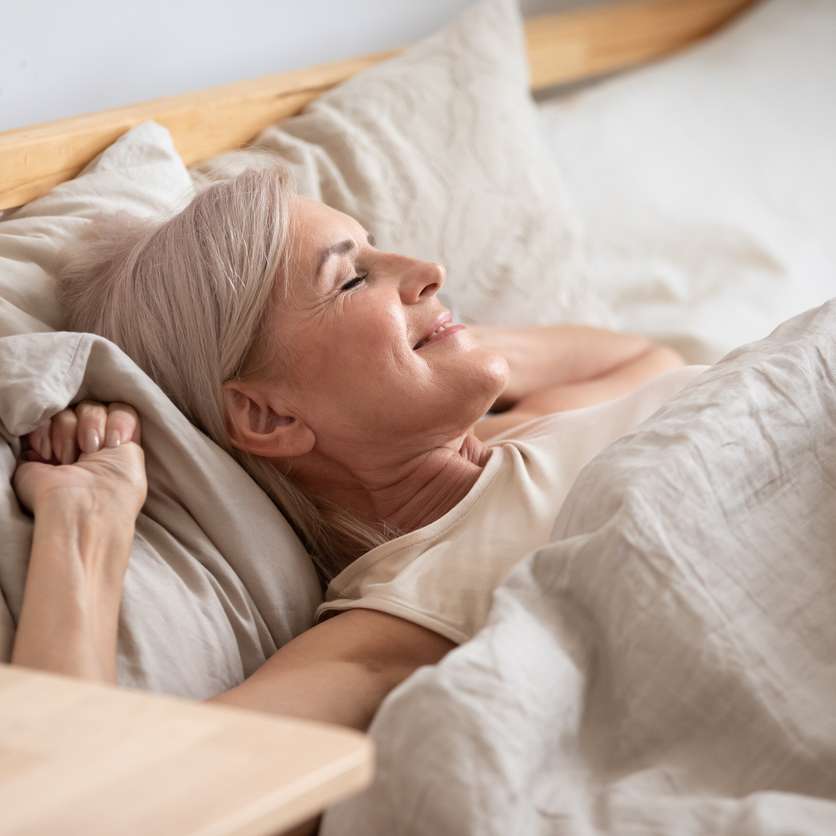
[469,324,659,408]
[213,610,452,836]
[11,494,135,682]
[12,402,145,682]
[17,497,450,726]
[471,325,685,439]
[211,610,454,730]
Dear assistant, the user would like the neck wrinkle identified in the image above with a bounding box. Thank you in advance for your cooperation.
[289,431,492,542]
[381,439,491,535]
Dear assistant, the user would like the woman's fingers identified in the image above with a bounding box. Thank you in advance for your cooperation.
[28,422,52,461]
[75,401,108,454]
[24,401,142,466]
[50,409,79,465]
[105,402,141,447]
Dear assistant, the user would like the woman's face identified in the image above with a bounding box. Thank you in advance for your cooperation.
[264,196,508,459]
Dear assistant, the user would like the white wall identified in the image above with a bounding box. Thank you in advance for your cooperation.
[0,0,591,132]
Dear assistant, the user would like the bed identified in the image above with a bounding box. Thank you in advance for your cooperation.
[2,0,836,833]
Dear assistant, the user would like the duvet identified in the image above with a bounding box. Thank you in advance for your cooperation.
[322,299,836,836]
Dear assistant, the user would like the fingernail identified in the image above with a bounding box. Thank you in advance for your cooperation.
[61,441,74,464]
[106,430,121,448]
[83,429,100,453]
[40,434,52,461]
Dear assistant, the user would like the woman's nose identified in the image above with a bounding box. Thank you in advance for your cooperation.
[400,258,446,304]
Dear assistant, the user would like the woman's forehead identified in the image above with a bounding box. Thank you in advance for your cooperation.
[291,196,366,255]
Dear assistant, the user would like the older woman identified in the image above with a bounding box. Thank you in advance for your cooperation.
[11,169,698,731]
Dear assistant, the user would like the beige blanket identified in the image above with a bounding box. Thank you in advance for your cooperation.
[323,299,836,835]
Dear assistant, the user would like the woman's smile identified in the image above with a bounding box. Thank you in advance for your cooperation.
[414,321,467,351]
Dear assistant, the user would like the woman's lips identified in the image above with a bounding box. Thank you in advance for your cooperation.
[417,323,467,349]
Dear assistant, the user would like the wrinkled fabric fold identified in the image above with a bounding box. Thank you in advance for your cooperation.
[322,299,836,836]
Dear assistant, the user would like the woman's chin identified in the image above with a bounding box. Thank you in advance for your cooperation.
[416,343,510,427]
[458,350,510,415]
[483,350,511,393]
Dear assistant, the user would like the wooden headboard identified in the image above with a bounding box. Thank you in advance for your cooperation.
[0,0,753,211]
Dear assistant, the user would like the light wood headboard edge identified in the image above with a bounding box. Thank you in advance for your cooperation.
[0,0,754,211]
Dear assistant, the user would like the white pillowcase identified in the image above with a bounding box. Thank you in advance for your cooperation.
[0,123,320,696]
[0,123,194,336]
[193,0,612,329]
[537,0,836,363]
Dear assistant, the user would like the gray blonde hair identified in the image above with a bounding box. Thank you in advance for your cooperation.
[59,167,386,581]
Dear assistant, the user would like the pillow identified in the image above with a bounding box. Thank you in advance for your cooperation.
[0,124,320,696]
[536,0,836,363]
[192,0,613,329]
[0,123,194,337]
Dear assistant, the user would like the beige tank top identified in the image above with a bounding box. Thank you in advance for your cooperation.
[316,365,708,644]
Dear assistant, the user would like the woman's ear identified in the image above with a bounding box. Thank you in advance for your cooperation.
[222,380,315,459]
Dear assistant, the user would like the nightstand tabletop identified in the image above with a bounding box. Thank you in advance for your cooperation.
[0,663,373,835]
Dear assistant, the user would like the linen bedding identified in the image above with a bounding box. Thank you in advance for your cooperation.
[536,0,836,366]
[321,298,836,836]
[1,8,834,833]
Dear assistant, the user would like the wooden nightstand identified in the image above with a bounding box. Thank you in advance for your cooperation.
[0,663,373,835]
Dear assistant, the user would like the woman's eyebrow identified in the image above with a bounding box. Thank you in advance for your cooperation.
[316,233,375,278]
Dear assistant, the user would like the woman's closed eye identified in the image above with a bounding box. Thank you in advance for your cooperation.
[340,273,368,292]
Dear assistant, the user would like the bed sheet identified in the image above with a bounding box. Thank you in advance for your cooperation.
[321,298,836,835]
[534,0,836,365]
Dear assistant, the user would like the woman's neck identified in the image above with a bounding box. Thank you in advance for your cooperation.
[290,432,492,539]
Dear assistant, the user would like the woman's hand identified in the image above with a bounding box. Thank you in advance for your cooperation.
[13,401,147,521]
[11,402,146,683]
